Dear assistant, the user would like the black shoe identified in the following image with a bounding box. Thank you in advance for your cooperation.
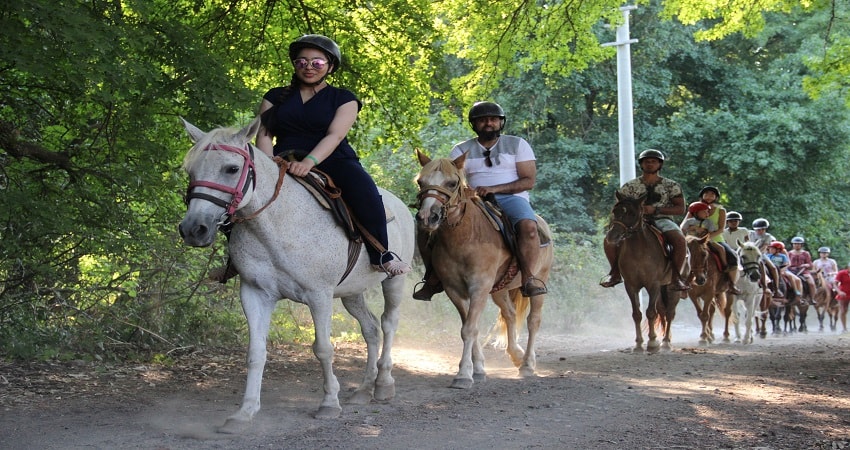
[599,274,623,288]
[670,278,691,291]
[521,278,548,297]
[412,280,443,301]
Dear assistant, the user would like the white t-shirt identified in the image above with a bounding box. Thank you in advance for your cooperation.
[449,135,535,201]
[723,228,750,250]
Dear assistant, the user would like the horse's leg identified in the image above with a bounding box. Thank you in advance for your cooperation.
[721,292,732,343]
[306,297,342,419]
[521,291,544,376]
[373,275,404,401]
[220,290,276,433]
[449,290,488,388]
[661,288,678,351]
[798,303,808,333]
[732,298,742,343]
[490,290,524,368]
[626,287,644,352]
[339,293,380,406]
[645,286,662,352]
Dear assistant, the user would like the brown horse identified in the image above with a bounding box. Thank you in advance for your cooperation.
[414,151,554,388]
[606,193,682,352]
[813,268,839,331]
[685,235,729,344]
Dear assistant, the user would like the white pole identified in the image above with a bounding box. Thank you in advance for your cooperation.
[602,6,646,307]
[601,5,638,186]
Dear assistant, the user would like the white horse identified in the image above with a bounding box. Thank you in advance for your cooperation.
[178,118,414,432]
[733,241,766,344]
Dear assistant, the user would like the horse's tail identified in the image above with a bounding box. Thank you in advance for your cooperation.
[489,289,530,349]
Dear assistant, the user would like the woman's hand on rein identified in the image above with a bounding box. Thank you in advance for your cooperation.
[287,160,313,177]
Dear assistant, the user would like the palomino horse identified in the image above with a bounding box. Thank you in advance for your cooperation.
[733,241,767,344]
[685,235,729,345]
[178,118,414,430]
[813,268,839,331]
[606,193,682,352]
[414,151,554,388]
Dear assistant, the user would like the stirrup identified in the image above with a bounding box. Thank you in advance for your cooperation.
[412,279,442,301]
[521,277,548,297]
[372,252,411,278]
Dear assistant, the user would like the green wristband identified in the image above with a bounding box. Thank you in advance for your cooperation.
[304,155,319,166]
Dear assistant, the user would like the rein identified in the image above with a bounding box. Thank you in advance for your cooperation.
[605,203,645,243]
[416,180,467,228]
[185,143,288,226]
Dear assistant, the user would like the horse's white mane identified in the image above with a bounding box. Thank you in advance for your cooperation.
[181,125,244,171]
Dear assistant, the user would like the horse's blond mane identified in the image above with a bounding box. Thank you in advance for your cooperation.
[419,157,469,187]
[181,125,243,171]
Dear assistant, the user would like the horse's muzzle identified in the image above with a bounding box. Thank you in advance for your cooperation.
[415,208,442,232]
[179,215,218,247]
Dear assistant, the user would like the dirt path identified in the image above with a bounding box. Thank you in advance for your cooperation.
[2,320,849,449]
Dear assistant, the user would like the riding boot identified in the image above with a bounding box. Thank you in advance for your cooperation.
[669,273,690,291]
[600,239,622,288]
[412,269,443,301]
[727,266,742,295]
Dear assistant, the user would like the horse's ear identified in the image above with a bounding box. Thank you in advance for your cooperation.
[453,151,468,170]
[415,149,432,167]
[615,191,624,202]
[181,117,206,144]
[636,193,647,204]
[737,238,744,248]
[238,116,262,144]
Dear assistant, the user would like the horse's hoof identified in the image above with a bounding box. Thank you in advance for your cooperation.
[450,377,474,389]
[518,366,536,378]
[314,406,342,419]
[374,382,396,402]
[217,417,251,435]
[348,389,373,405]
[472,372,487,383]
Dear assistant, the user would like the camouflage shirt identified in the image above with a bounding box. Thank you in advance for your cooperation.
[618,176,684,221]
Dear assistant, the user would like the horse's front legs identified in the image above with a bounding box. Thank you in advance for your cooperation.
[449,290,488,389]
[219,292,276,434]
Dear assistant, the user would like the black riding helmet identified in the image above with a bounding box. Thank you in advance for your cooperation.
[699,186,720,199]
[638,149,666,166]
[289,34,342,74]
[468,102,506,131]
